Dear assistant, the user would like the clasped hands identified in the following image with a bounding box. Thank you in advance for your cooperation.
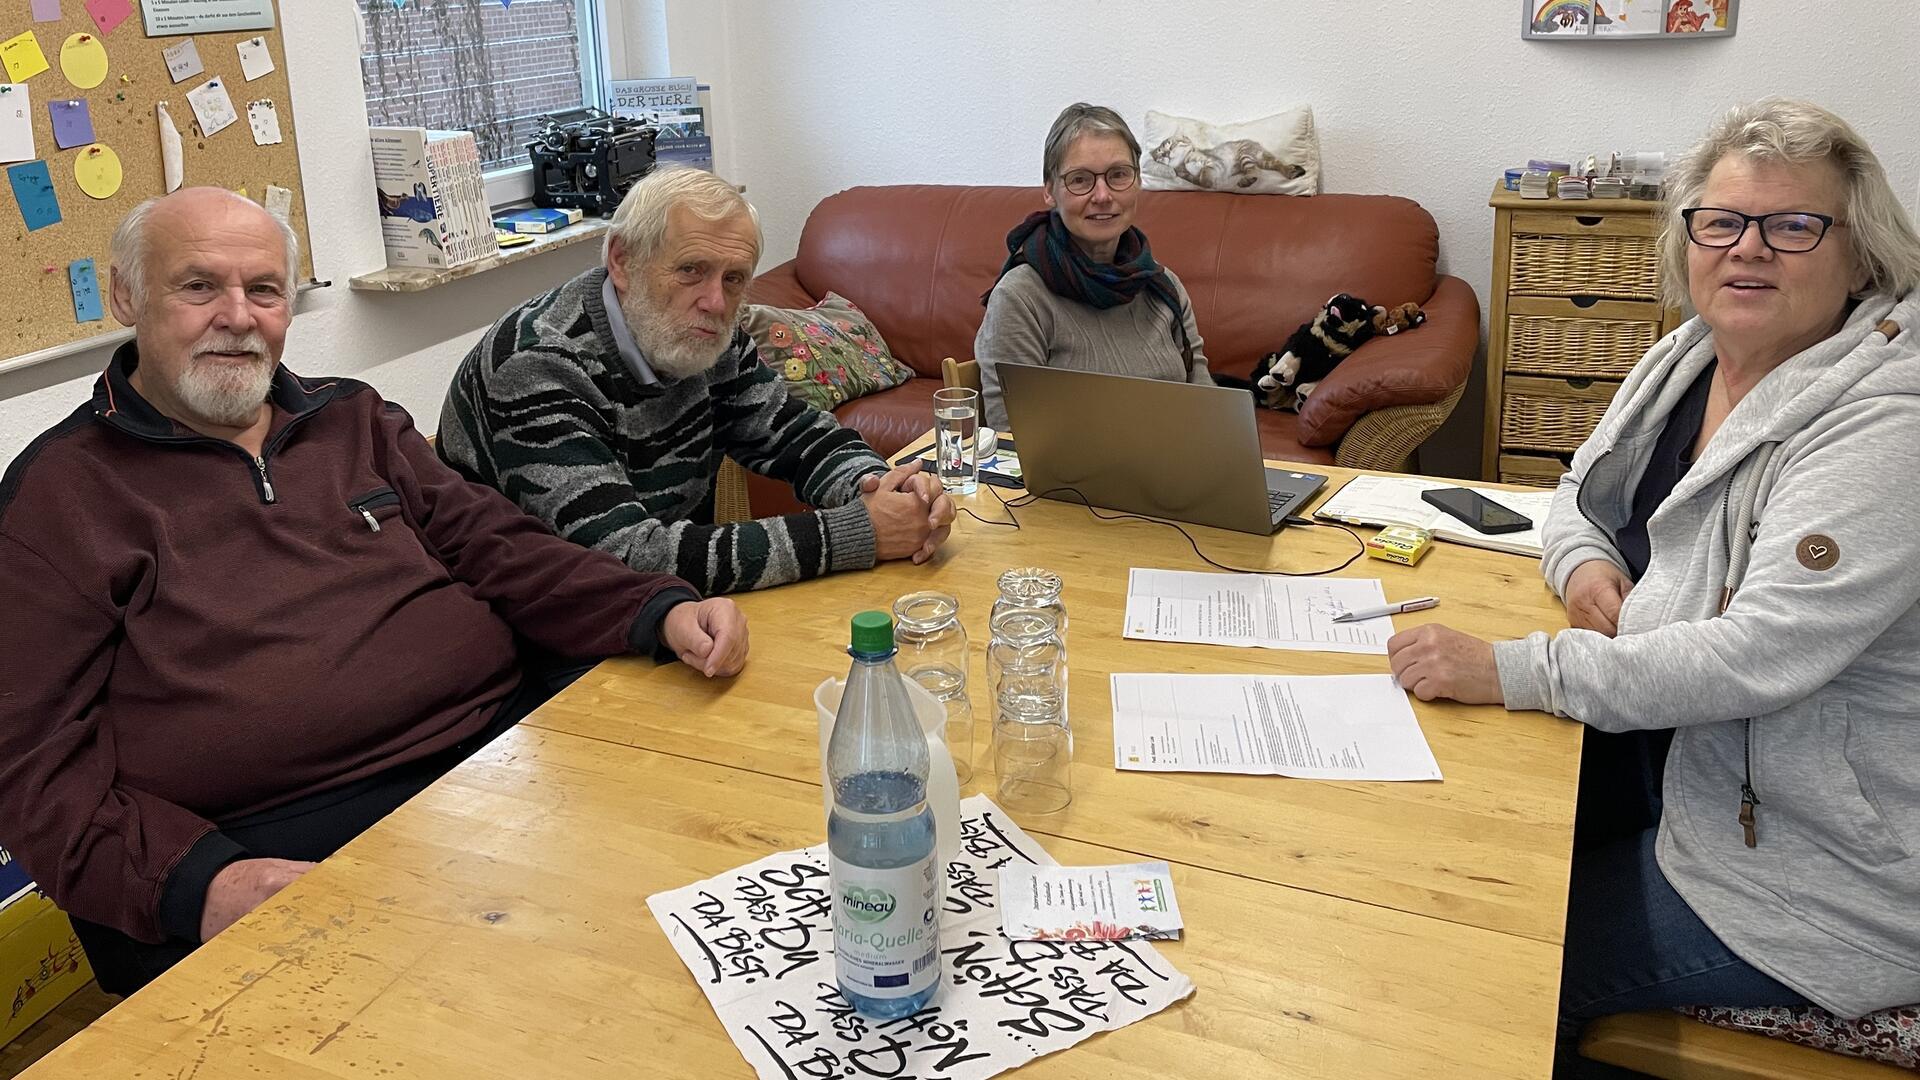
[860,462,955,564]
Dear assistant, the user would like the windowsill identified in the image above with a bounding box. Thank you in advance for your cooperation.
[347,218,610,294]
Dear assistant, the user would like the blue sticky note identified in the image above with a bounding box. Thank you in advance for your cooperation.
[7,159,60,230]
[69,258,102,322]
[49,98,92,150]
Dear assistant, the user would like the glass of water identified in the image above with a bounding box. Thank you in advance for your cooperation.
[932,387,979,496]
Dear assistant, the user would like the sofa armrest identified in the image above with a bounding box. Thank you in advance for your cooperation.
[1333,384,1466,472]
[1295,274,1480,447]
[745,259,819,309]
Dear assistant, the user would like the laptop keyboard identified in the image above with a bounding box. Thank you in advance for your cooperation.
[1267,488,1300,522]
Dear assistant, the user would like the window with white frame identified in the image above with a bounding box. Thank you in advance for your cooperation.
[357,0,605,178]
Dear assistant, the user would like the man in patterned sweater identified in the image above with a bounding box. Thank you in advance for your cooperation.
[439,168,954,594]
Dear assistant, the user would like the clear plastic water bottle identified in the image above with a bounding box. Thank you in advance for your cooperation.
[828,611,940,1018]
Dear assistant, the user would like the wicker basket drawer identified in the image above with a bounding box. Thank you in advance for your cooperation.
[1501,376,1621,454]
[1499,452,1570,488]
[1509,209,1660,238]
[1506,312,1659,379]
[1509,233,1661,301]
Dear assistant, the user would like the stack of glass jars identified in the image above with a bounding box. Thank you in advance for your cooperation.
[986,568,1070,813]
[891,591,972,784]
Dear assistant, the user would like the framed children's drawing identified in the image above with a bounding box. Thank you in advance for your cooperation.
[1523,0,1737,40]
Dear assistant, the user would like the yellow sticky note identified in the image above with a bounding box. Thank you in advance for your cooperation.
[73,142,121,199]
[59,33,108,91]
[233,186,247,199]
[1,31,52,83]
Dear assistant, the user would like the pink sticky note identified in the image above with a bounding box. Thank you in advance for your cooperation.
[32,0,63,23]
[83,0,132,36]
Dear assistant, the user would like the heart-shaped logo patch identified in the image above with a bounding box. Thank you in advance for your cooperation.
[1796,534,1839,571]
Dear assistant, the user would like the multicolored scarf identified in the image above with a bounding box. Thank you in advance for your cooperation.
[984,210,1196,376]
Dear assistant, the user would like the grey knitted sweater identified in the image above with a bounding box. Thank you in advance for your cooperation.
[438,268,888,594]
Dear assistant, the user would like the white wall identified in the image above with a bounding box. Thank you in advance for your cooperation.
[0,3,602,463]
[708,0,1920,475]
[9,3,1917,474]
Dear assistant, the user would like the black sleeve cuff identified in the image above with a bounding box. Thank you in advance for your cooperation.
[629,587,701,662]
[158,830,252,943]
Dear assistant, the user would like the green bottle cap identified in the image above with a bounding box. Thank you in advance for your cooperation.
[849,610,895,654]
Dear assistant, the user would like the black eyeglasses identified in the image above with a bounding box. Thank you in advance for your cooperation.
[1059,165,1137,196]
[1681,207,1847,253]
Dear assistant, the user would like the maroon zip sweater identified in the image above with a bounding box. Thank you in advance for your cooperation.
[0,346,697,943]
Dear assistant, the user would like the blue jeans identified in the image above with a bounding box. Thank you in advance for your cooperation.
[1556,730,1810,1079]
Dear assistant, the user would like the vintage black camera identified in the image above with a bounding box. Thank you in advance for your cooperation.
[527,107,657,217]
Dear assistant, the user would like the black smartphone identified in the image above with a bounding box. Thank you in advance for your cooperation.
[1420,486,1533,534]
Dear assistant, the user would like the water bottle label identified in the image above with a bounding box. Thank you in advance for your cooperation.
[829,854,940,998]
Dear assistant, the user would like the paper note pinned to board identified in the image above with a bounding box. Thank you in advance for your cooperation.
[73,142,121,199]
[69,258,104,322]
[1,31,52,83]
[246,99,280,146]
[264,184,293,223]
[186,76,237,137]
[58,31,110,89]
[83,0,133,37]
[33,0,64,23]
[48,97,93,149]
[7,159,62,230]
[162,38,202,83]
[141,0,275,37]
[0,84,33,163]
[236,36,273,81]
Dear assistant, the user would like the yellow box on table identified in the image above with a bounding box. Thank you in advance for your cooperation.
[0,848,93,1047]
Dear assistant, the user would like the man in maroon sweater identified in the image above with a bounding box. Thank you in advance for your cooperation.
[0,188,750,994]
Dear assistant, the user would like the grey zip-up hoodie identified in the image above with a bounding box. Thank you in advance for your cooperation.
[1493,293,1920,1018]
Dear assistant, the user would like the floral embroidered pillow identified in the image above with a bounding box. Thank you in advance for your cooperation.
[741,293,914,411]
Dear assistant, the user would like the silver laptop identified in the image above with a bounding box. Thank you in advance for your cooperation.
[998,364,1327,535]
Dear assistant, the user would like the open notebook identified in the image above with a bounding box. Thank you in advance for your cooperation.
[1312,475,1556,557]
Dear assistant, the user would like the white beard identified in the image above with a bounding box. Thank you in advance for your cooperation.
[173,331,275,427]
[620,287,733,381]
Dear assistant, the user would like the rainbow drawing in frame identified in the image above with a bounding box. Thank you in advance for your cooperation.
[1531,0,1594,35]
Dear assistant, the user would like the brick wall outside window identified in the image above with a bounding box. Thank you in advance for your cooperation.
[359,0,590,172]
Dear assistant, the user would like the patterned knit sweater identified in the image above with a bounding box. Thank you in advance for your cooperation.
[438,268,889,593]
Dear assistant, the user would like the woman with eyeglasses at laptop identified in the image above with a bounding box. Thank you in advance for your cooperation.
[974,103,1213,432]
[1385,99,1920,1077]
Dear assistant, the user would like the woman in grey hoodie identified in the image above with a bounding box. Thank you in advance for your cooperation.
[1389,99,1920,1075]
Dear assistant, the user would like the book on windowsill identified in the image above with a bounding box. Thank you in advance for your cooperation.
[1312,475,1556,557]
[492,206,583,234]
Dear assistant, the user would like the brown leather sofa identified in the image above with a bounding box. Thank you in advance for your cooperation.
[741,184,1478,516]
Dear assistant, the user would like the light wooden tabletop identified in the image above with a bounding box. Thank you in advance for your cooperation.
[531,462,1581,945]
[26,456,1580,1079]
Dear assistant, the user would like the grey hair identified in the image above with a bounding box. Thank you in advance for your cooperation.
[110,189,301,310]
[1041,103,1141,184]
[1661,98,1920,307]
[604,165,761,268]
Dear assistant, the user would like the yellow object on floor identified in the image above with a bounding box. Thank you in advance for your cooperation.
[0,871,92,1049]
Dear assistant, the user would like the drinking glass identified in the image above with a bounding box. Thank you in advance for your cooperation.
[932,387,979,496]
[994,681,1071,814]
[893,591,973,785]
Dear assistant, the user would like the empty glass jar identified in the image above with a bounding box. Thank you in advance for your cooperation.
[994,677,1071,814]
[892,590,973,785]
[991,567,1067,639]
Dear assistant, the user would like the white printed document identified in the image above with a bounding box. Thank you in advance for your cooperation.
[1111,673,1443,781]
[999,861,1183,942]
[1123,568,1394,654]
[1312,475,1555,557]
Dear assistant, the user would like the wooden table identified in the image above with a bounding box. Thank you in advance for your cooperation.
[26,458,1579,1079]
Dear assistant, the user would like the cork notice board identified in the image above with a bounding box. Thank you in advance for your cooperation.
[1,0,313,364]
